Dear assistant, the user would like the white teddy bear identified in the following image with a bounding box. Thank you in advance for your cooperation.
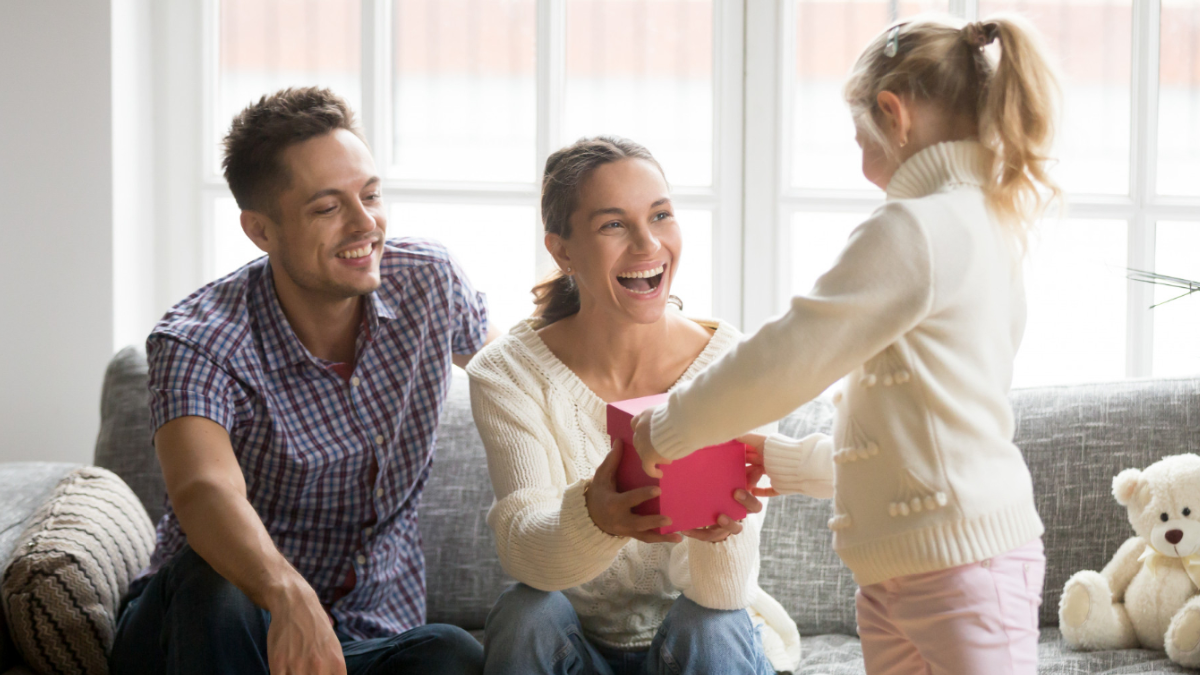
[1060,453,1200,667]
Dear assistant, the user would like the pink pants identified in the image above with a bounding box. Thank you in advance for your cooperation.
[856,538,1045,675]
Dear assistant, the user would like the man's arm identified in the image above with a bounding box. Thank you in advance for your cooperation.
[451,322,502,370]
[156,416,346,675]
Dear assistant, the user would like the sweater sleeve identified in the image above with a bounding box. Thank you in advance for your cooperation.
[670,505,766,610]
[468,354,628,591]
[649,203,934,460]
[763,433,834,498]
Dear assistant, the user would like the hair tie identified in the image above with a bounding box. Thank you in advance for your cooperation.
[884,25,901,58]
[964,21,999,49]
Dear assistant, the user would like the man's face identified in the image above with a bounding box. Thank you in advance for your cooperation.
[266,129,387,300]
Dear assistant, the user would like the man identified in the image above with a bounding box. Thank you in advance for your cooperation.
[110,87,494,675]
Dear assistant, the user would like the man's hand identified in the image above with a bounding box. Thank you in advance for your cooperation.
[586,440,682,544]
[631,410,671,479]
[741,433,780,499]
[265,580,346,675]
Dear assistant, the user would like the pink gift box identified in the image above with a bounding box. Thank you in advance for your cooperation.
[606,394,748,534]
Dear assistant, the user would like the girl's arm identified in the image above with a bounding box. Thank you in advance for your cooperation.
[468,361,628,591]
[762,433,835,498]
[643,204,935,462]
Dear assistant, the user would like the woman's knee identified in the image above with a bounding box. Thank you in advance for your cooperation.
[487,583,577,630]
[659,596,758,653]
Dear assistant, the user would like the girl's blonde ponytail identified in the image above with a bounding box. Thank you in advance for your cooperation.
[844,14,1062,246]
[978,16,1061,236]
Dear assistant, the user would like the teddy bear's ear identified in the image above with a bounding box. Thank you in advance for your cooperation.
[1113,468,1143,506]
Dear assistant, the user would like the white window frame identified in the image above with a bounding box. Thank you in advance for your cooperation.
[743,0,1199,379]
[153,0,745,331]
[147,0,1198,380]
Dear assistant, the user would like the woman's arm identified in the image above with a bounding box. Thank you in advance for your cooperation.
[672,506,766,610]
[468,358,629,591]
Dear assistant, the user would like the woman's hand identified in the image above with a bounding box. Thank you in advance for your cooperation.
[586,440,682,544]
[679,487,763,543]
[631,410,672,478]
[741,433,780,499]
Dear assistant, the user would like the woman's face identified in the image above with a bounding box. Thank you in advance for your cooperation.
[550,158,680,325]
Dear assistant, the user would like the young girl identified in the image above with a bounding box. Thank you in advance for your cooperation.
[630,15,1059,675]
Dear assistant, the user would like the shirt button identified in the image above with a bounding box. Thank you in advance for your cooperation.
[374,435,385,446]
[981,559,991,569]
[364,527,373,537]
[376,488,384,498]
[351,376,361,387]
[356,554,367,565]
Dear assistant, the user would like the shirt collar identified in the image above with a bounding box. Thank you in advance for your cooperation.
[886,140,990,202]
[253,262,394,373]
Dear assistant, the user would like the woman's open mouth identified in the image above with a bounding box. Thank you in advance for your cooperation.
[616,263,666,296]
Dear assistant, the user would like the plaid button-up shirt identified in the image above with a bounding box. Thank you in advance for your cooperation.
[143,238,488,639]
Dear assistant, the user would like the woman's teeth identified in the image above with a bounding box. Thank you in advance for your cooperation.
[336,244,372,259]
[616,264,665,279]
[616,263,665,294]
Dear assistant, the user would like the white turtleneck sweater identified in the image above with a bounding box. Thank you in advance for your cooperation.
[646,141,1044,587]
[467,317,801,672]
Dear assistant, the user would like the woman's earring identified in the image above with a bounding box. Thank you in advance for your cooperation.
[564,266,572,274]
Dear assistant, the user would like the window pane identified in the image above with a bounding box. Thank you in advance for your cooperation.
[1153,222,1200,377]
[1014,219,1126,387]
[564,0,713,187]
[389,203,537,332]
[979,1,1132,195]
[672,210,713,319]
[789,211,868,300]
[213,197,265,280]
[1159,2,1200,196]
[217,0,361,170]
[791,1,949,191]
[392,0,537,183]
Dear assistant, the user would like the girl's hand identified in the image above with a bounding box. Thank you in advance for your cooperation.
[631,410,671,478]
[740,433,780,499]
[680,488,762,543]
[586,440,682,544]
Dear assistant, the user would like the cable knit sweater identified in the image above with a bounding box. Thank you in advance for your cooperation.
[466,317,800,672]
[646,141,1044,587]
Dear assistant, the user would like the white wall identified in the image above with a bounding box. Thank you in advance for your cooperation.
[0,2,116,464]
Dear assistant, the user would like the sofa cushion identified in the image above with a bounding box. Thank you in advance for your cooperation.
[791,628,1192,674]
[93,347,164,526]
[419,372,514,630]
[1,467,155,675]
[0,463,81,673]
[1017,377,1200,629]
[758,377,1200,637]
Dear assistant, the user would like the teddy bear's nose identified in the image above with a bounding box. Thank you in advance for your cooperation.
[1167,529,1185,545]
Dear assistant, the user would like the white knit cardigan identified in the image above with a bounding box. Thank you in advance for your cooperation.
[466,317,801,671]
[647,141,1044,587]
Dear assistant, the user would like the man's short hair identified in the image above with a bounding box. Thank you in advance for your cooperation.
[222,87,366,221]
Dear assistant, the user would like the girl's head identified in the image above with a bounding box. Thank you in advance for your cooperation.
[533,136,681,325]
[845,15,1061,237]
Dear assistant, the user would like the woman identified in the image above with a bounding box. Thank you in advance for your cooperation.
[466,136,803,675]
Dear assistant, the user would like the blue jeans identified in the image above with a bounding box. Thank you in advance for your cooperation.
[482,583,774,675]
[109,544,483,675]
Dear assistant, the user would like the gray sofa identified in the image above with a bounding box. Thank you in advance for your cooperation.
[2,346,1200,674]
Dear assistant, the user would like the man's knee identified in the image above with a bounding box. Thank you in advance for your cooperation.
[167,546,266,629]
[406,624,483,671]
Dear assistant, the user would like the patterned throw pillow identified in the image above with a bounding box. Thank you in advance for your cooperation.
[1,467,155,675]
